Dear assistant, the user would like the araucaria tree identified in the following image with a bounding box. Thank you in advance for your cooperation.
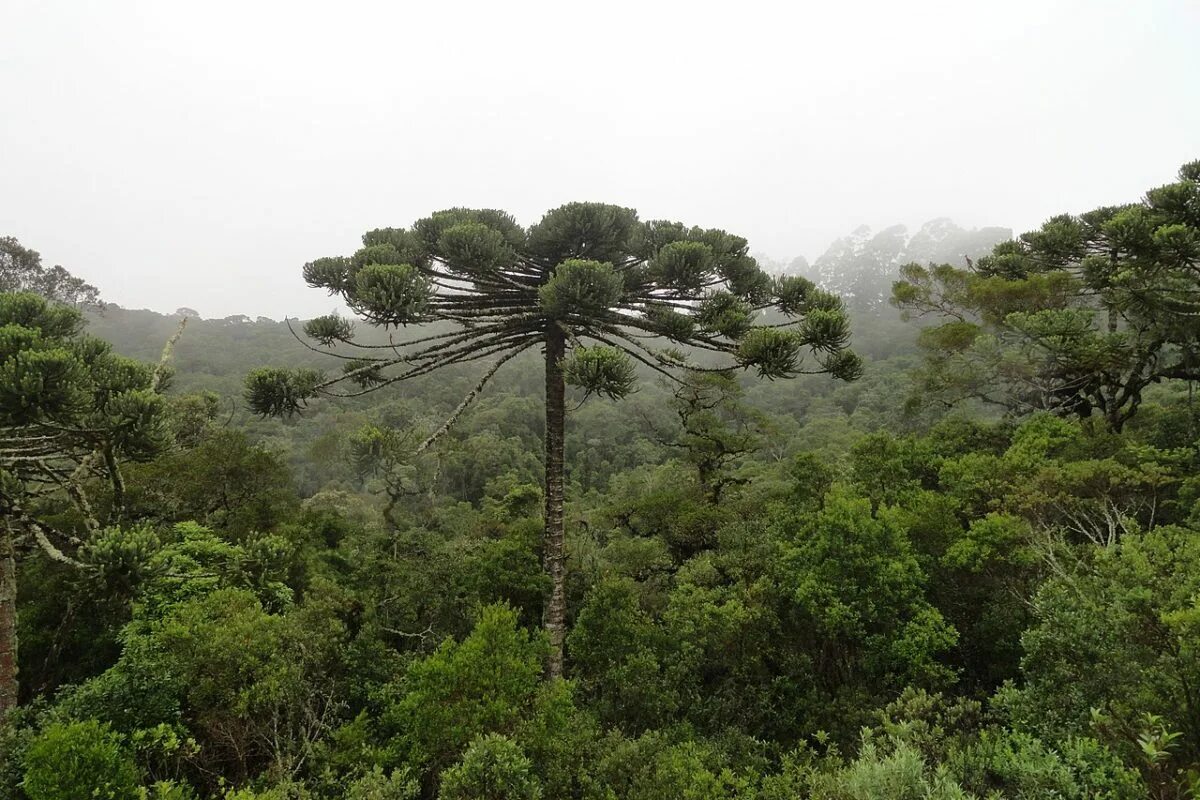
[246,203,861,676]
[0,292,181,717]
[893,160,1200,432]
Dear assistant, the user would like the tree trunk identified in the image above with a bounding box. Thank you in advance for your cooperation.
[543,325,567,679]
[0,524,17,719]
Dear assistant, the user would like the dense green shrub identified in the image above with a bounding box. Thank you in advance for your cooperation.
[438,734,542,800]
[22,720,140,800]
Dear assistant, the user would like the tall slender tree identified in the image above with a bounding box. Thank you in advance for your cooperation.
[246,203,861,676]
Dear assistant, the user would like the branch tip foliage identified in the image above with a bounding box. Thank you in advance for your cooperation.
[248,201,861,423]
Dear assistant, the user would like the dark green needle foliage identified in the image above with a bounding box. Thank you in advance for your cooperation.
[247,203,859,414]
[0,292,173,503]
[561,346,636,400]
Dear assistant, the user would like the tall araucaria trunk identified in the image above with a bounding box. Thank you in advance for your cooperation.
[543,325,567,679]
[0,524,18,719]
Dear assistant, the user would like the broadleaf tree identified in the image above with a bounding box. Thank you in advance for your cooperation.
[892,160,1200,431]
[245,202,861,676]
[0,237,102,310]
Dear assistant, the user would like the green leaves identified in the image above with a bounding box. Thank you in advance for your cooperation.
[650,241,714,293]
[638,223,768,300]
[0,330,168,443]
[816,345,864,381]
[0,322,41,361]
[999,523,1200,761]
[562,344,637,399]
[636,220,692,259]
[438,222,519,275]
[1101,206,1157,254]
[304,314,355,346]
[439,734,543,800]
[1,237,103,308]
[1146,179,1200,227]
[278,203,861,427]
[0,291,84,339]
[774,275,816,315]
[361,227,430,267]
[892,160,1200,430]
[302,256,351,293]
[785,488,958,688]
[537,260,623,319]
[244,367,324,416]
[695,291,753,339]
[415,208,526,253]
[736,328,802,378]
[105,389,172,459]
[88,352,156,408]
[527,202,639,266]
[720,254,772,303]
[81,524,162,588]
[1021,214,1088,266]
[1152,223,1200,266]
[644,305,695,341]
[350,264,433,326]
[798,308,852,352]
[0,347,88,424]
[385,603,546,773]
[919,320,981,352]
[22,720,141,800]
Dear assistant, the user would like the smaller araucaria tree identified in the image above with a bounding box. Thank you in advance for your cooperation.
[0,292,183,716]
[246,203,861,676]
[892,160,1200,432]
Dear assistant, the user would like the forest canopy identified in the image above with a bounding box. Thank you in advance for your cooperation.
[2,162,1199,800]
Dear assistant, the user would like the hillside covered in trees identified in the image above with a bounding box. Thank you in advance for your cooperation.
[2,162,1200,800]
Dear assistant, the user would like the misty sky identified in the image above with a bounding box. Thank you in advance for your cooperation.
[2,0,1197,319]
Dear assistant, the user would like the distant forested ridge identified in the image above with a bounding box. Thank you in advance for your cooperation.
[2,163,1200,800]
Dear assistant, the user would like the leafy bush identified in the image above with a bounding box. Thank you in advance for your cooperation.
[438,734,541,800]
[383,604,545,774]
[343,766,419,800]
[22,720,140,800]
